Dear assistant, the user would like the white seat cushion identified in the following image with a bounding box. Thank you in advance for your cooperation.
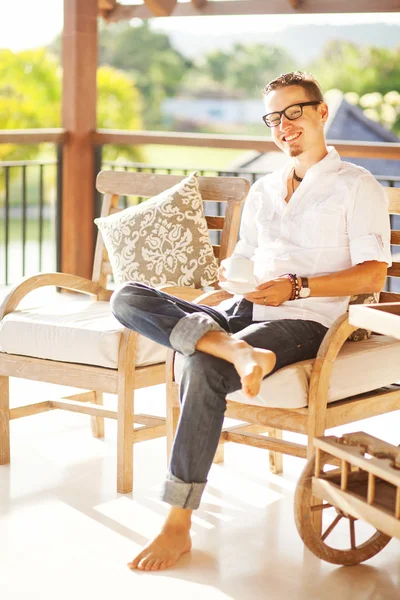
[0,300,167,369]
[174,334,400,409]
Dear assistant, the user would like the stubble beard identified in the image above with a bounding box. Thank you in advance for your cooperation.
[288,145,303,158]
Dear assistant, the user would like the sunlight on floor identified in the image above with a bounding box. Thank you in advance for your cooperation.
[1,378,400,600]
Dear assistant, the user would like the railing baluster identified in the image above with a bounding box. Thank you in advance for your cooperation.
[39,164,44,271]
[5,166,10,285]
[56,146,63,273]
[22,165,27,276]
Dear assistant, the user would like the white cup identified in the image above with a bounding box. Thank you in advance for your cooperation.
[223,257,255,283]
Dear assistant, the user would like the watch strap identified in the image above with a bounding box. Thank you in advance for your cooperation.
[301,277,309,289]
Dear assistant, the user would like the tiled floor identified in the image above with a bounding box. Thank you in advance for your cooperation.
[1,377,400,600]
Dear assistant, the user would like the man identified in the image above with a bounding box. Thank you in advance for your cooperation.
[111,71,392,571]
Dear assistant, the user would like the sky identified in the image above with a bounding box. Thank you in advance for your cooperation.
[1,0,400,50]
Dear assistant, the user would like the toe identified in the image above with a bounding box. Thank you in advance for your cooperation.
[144,558,157,571]
[139,553,156,571]
[128,550,146,570]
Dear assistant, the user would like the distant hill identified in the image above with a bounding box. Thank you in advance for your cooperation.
[166,23,400,64]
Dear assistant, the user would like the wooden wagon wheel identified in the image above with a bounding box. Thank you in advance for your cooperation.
[294,451,392,566]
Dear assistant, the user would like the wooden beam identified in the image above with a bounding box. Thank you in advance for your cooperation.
[191,0,208,8]
[102,0,400,21]
[50,399,117,419]
[98,0,117,18]
[94,130,400,160]
[221,430,307,457]
[62,0,98,278]
[143,0,177,16]
[0,129,67,144]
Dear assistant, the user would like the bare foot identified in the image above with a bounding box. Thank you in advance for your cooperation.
[128,528,192,571]
[233,343,276,398]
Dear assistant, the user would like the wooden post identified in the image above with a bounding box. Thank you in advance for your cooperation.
[62,0,98,277]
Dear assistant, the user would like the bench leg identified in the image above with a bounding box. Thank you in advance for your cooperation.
[117,386,134,494]
[268,428,283,474]
[0,376,10,465]
[166,405,180,465]
[91,391,105,439]
[308,433,322,535]
[213,443,225,464]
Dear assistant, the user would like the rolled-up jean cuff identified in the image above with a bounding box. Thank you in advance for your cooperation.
[169,312,225,356]
[161,472,207,510]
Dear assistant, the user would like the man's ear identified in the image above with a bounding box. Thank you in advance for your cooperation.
[320,101,329,123]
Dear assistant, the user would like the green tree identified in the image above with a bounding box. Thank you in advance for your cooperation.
[0,48,60,161]
[98,21,192,127]
[310,41,400,97]
[202,49,231,84]
[199,44,295,97]
[97,66,143,161]
[0,47,143,161]
[311,41,400,135]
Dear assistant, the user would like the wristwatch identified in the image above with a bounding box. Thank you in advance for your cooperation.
[299,276,311,299]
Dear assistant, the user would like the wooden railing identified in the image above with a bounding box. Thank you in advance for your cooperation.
[95,130,400,160]
[0,129,67,145]
[0,159,60,286]
[0,128,399,285]
[1,129,399,161]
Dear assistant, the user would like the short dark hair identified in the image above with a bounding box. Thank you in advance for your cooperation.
[263,71,324,103]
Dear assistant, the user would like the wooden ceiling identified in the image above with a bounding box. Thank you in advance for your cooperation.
[98,0,400,20]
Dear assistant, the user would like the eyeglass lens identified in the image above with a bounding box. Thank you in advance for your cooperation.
[266,105,303,127]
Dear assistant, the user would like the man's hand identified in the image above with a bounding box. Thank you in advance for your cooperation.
[244,277,293,306]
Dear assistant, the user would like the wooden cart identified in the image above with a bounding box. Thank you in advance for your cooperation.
[295,431,400,565]
[295,302,400,565]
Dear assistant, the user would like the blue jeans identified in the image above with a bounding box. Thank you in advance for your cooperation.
[111,282,328,509]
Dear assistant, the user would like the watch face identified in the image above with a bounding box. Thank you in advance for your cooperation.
[299,287,311,298]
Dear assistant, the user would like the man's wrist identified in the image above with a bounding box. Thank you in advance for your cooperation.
[282,273,300,300]
[298,276,311,299]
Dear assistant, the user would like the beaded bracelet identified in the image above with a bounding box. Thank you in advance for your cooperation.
[283,273,300,301]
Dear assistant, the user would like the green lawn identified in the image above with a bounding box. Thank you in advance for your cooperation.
[140,145,250,171]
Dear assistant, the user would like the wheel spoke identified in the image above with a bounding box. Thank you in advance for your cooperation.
[321,514,342,541]
[311,503,333,512]
[350,518,356,550]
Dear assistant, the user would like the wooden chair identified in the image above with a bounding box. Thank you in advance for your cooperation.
[166,186,400,474]
[0,171,249,493]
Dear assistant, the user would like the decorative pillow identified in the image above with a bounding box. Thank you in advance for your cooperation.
[347,292,380,342]
[94,171,218,288]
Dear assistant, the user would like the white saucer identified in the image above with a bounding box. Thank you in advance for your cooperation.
[219,281,257,295]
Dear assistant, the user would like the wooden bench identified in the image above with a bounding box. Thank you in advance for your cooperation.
[0,171,249,493]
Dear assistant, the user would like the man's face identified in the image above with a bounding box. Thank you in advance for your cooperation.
[264,85,328,158]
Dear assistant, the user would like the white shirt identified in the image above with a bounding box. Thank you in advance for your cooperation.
[230,146,393,329]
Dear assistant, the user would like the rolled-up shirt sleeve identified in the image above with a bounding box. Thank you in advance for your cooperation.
[347,175,392,267]
[230,184,259,259]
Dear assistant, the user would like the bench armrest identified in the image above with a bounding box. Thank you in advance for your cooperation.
[0,273,103,319]
[307,314,358,424]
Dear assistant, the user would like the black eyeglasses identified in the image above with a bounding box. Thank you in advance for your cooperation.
[262,101,321,128]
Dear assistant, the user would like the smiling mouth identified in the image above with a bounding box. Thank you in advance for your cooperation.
[283,132,301,143]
